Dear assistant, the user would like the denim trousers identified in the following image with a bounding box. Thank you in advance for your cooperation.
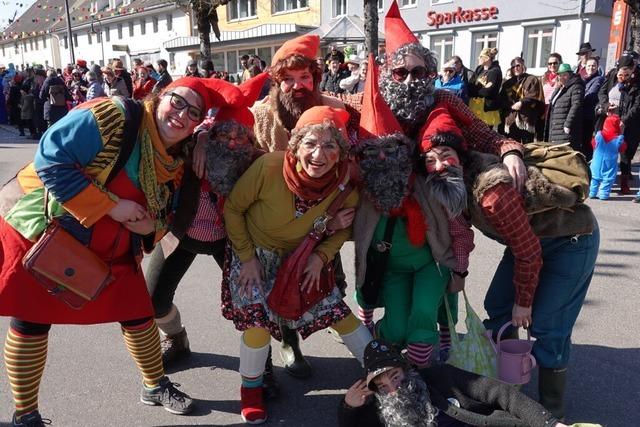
[483,222,600,369]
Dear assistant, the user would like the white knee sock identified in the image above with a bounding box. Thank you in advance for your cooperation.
[155,304,184,337]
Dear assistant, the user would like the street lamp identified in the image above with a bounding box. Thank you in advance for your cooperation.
[90,15,106,66]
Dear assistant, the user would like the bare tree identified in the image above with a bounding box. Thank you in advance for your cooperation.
[363,0,379,58]
[625,0,640,52]
[175,0,229,64]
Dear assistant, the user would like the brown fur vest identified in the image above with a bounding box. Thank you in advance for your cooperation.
[465,151,596,240]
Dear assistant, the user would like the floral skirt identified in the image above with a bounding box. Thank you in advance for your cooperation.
[221,244,351,340]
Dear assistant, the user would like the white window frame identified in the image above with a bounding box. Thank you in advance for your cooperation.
[400,0,416,8]
[153,16,159,33]
[333,0,347,18]
[273,0,309,14]
[166,14,173,31]
[523,25,555,70]
[227,0,258,21]
[429,34,455,65]
[471,31,499,66]
[430,0,453,5]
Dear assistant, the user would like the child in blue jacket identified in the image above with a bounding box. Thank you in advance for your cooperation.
[590,114,627,200]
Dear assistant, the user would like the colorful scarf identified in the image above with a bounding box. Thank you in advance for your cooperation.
[138,100,184,234]
[282,150,349,201]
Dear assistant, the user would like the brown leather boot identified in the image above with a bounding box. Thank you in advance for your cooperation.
[620,175,632,195]
[160,328,191,367]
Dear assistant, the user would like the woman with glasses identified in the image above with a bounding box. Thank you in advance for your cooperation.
[434,59,468,104]
[499,57,544,143]
[0,76,240,425]
[468,47,502,127]
[133,66,157,100]
[537,53,563,140]
[222,106,372,424]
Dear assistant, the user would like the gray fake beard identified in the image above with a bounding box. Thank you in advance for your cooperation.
[380,76,435,138]
[423,165,467,218]
[360,146,412,214]
[376,370,439,427]
[205,132,255,197]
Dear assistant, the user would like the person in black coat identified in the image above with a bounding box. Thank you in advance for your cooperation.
[581,57,605,160]
[40,69,71,127]
[467,48,502,126]
[544,64,584,150]
[338,340,571,427]
[320,56,349,95]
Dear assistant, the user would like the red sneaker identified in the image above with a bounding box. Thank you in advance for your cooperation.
[240,386,267,424]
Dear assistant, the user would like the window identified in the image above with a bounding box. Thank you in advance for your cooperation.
[166,14,173,31]
[429,35,454,65]
[88,31,93,45]
[153,16,158,33]
[333,0,347,17]
[430,0,453,5]
[212,52,225,72]
[169,52,176,70]
[96,29,101,43]
[273,0,308,13]
[129,21,134,37]
[472,31,498,65]
[257,47,272,67]
[400,0,416,6]
[524,26,554,69]
[226,51,238,74]
[105,26,110,42]
[35,39,39,50]
[227,0,257,20]
[1,46,4,56]
[140,18,146,35]
[117,23,123,39]
[378,0,383,10]
[64,35,68,49]
[73,33,78,47]
[42,36,46,48]
[30,39,34,51]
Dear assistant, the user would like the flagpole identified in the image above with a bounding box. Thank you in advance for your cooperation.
[64,0,75,64]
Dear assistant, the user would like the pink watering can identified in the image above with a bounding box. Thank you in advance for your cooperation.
[489,322,537,385]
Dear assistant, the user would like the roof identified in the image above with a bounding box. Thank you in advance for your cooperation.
[307,15,385,44]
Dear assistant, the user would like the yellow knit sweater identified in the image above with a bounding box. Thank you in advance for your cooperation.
[224,151,359,263]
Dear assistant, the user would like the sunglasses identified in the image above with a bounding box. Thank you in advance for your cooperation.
[548,62,559,66]
[165,92,203,122]
[391,66,429,82]
[511,64,523,69]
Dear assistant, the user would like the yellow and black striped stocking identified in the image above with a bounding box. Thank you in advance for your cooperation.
[121,320,164,388]
[4,328,48,418]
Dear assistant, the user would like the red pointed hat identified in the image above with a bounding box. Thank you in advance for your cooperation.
[163,76,243,112]
[385,0,420,56]
[294,106,350,139]
[214,72,271,127]
[359,54,402,140]
[271,34,320,67]
[419,106,467,153]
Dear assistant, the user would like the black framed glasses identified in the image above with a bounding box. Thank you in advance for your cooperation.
[391,66,429,82]
[164,92,203,122]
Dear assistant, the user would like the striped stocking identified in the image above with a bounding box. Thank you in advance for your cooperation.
[121,320,164,388]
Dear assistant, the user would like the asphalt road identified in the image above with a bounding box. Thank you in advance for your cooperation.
[0,124,638,426]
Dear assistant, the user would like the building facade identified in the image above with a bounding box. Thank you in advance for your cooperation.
[376,0,613,75]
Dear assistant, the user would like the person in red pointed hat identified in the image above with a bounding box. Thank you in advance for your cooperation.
[419,98,599,422]
[378,0,528,192]
[252,33,347,153]
[0,74,245,425]
[352,58,474,368]
[144,74,266,377]
[222,105,371,424]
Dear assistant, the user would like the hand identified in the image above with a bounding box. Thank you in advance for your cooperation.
[344,379,374,408]
[447,275,465,293]
[192,132,208,179]
[122,215,154,235]
[512,304,532,329]
[300,253,324,294]
[238,257,264,299]
[327,208,356,232]
[108,199,148,223]
[502,153,527,192]
[563,127,570,135]
[511,101,522,111]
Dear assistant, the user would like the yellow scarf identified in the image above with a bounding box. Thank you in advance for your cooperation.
[139,100,184,234]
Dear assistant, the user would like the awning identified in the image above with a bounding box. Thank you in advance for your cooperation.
[163,23,317,51]
[307,15,385,44]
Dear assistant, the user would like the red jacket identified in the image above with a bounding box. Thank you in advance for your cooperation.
[132,78,156,100]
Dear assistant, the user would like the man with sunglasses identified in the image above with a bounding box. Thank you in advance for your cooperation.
[434,59,468,104]
[378,1,527,190]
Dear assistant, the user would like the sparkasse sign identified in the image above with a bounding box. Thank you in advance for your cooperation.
[427,6,499,29]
